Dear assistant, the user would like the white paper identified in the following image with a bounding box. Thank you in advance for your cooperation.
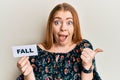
[12,44,38,57]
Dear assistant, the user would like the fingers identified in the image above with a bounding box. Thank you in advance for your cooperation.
[81,54,91,63]
[17,56,29,69]
[82,48,94,58]
[81,48,94,63]
[24,64,33,76]
[17,56,33,76]
[20,61,28,73]
[82,51,92,60]
[81,52,93,69]
[82,48,103,56]
[94,48,103,54]
[81,48,103,68]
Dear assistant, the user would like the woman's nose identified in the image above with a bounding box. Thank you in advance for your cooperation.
[60,22,67,31]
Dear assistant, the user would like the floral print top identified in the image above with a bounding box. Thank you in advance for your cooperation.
[16,39,101,80]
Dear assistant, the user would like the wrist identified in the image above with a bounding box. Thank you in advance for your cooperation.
[24,71,35,80]
[82,65,93,74]
[82,63,92,70]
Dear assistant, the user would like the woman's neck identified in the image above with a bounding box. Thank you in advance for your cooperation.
[50,42,77,53]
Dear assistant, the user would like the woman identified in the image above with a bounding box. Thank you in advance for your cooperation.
[17,3,103,80]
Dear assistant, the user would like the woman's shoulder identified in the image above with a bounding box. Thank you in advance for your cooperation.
[32,43,52,57]
[81,39,92,44]
[37,43,45,50]
[37,43,53,53]
[77,39,93,49]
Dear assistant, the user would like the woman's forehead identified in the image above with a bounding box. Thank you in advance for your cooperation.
[53,10,73,20]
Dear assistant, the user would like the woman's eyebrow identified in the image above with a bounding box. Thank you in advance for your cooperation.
[53,17,73,20]
[66,17,73,20]
[53,17,61,19]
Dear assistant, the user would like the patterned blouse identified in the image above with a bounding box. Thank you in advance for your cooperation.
[16,39,101,80]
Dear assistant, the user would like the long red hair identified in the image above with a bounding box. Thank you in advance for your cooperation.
[42,3,82,50]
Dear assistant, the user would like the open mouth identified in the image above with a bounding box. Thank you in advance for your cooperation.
[59,34,68,42]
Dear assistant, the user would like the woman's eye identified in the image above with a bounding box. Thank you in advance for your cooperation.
[67,21,73,25]
[53,20,61,25]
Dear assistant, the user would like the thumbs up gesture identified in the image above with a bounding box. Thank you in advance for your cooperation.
[81,48,103,69]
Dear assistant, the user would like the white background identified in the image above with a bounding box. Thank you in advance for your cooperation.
[0,0,120,80]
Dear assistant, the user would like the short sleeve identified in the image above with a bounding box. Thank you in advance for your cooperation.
[79,39,93,50]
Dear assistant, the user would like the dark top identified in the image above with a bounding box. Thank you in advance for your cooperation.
[16,39,101,80]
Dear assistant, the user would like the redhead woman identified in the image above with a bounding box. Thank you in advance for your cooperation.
[17,3,103,80]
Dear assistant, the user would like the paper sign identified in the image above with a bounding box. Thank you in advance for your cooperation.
[12,44,38,57]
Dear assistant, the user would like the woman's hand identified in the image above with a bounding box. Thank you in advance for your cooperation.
[17,56,35,80]
[81,48,103,69]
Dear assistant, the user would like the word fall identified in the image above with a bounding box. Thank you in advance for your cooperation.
[17,48,34,54]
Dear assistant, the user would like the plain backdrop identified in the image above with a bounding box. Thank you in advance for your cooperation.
[0,0,120,80]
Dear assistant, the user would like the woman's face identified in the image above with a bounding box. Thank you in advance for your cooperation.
[52,10,74,46]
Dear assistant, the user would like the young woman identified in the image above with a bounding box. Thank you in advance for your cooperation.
[16,3,103,80]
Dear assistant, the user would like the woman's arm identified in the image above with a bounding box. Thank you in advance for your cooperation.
[81,63,94,80]
[81,48,103,80]
[24,71,35,80]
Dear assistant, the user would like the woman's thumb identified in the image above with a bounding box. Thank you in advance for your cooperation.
[94,48,103,54]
